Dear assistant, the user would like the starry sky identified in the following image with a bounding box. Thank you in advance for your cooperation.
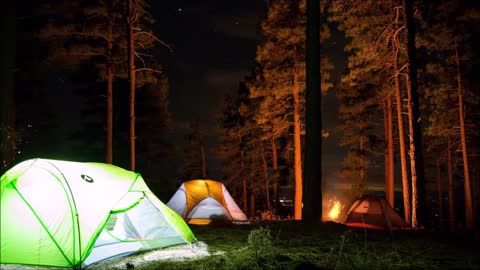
[150,1,266,129]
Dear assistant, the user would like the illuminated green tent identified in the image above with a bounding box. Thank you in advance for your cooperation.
[0,158,196,268]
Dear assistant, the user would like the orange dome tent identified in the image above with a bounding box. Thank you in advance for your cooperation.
[167,180,248,225]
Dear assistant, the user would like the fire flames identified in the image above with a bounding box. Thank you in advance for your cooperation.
[328,200,342,221]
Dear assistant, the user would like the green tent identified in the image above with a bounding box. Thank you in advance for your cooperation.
[0,158,196,268]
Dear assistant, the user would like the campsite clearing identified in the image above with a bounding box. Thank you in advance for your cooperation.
[3,221,477,270]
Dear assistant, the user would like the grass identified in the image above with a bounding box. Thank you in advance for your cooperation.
[2,221,479,270]
[116,221,480,270]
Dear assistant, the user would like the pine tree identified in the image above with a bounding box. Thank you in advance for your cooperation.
[402,0,426,229]
[179,118,207,180]
[215,93,249,212]
[331,0,398,205]
[252,0,333,220]
[136,73,172,192]
[38,0,126,164]
[418,0,479,230]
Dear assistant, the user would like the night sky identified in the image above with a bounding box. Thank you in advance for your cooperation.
[149,0,348,183]
[10,0,350,188]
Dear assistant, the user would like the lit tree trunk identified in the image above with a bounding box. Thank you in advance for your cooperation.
[240,148,247,214]
[0,0,16,174]
[358,133,366,197]
[238,130,248,213]
[293,46,303,220]
[454,39,474,230]
[249,184,255,219]
[436,159,444,231]
[387,94,395,206]
[383,100,390,202]
[302,0,322,223]
[393,41,410,223]
[447,137,455,232]
[272,139,279,209]
[105,19,114,164]
[403,0,426,228]
[405,73,418,226]
[201,144,206,178]
[127,0,136,171]
[249,152,256,218]
[261,147,271,209]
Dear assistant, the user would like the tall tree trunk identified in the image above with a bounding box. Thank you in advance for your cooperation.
[261,147,271,209]
[358,134,366,197]
[105,19,114,164]
[0,0,16,174]
[201,144,207,178]
[454,39,474,230]
[387,94,395,206]
[383,100,390,203]
[240,148,247,214]
[302,0,322,223]
[127,0,136,171]
[403,0,426,228]
[393,41,410,224]
[447,137,455,232]
[436,159,444,231]
[272,139,279,209]
[293,46,303,220]
[249,152,256,218]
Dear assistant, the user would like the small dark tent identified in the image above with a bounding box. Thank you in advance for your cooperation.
[343,195,409,230]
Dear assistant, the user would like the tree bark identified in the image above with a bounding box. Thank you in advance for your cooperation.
[240,149,247,214]
[293,46,303,220]
[249,152,256,218]
[447,137,455,232]
[454,39,474,230]
[302,0,322,223]
[436,159,444,231]
[383,100,390,203]
[403,0,426,228]
[387,94,395,206]
[393,40,410,224]
[272,139,279,209]
[358,135,366,197]
[105,18,114,164]
[261,147,271,209]
[127,0,136,171]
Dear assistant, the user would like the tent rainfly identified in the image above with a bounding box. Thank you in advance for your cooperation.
[0,158,196,268]
[167,179,248,225]
[343,195,409,230]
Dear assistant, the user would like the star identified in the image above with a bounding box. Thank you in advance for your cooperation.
[178,7,182,12]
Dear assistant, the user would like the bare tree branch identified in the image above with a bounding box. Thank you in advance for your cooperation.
[134,31,173,52]
[135,67,162,73]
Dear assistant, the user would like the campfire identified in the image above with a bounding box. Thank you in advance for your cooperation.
[328,200,343,221]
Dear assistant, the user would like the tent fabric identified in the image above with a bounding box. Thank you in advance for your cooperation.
[0,158,196,268]
[167,179,248,225]
[343,195,409,230]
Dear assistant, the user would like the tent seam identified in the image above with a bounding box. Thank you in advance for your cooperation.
[47,161,83,266]
[11,183,73,266]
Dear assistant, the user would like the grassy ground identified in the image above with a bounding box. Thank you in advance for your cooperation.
[2,221,479,270]
[108,221,480,270]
